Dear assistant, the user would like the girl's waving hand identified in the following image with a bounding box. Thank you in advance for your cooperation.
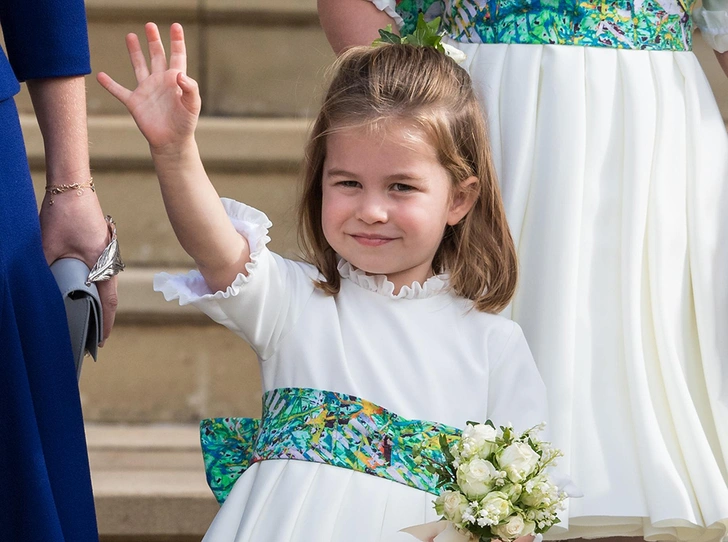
[97,23,200,152]
[98,23,250,293]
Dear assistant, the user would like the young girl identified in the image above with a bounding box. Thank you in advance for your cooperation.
[98,23,553,541]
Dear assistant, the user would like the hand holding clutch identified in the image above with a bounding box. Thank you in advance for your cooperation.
[51,258,103,381]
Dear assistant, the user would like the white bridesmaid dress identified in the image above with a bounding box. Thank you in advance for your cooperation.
[155,200,551,541]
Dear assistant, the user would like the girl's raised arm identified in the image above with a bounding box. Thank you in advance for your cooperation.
[98,23,250,292]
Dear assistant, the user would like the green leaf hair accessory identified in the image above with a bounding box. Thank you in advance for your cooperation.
[372,14,467,64]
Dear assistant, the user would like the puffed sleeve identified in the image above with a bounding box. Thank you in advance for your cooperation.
[694,0,728,53]
[154,199,319,361]
[0,0,90,82]
[487,322,549,434]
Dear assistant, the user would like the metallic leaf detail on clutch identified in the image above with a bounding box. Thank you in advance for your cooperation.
[86,216,125,285]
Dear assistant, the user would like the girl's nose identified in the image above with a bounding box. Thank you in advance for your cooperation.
[356,193,388,224]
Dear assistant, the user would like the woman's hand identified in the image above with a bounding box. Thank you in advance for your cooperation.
[40,191,118,345]
[97,23,201,153]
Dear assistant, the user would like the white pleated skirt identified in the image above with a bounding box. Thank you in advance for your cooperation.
[452,41,728,541]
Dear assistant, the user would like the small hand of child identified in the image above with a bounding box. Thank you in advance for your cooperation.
[97,23,201,154]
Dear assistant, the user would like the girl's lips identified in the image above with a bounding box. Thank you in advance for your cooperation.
[349,234,395,247]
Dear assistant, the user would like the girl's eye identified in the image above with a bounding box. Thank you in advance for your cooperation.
[336,180,360,188]
[392,183,416,192]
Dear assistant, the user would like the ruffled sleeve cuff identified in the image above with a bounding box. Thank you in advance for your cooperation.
[153,198,272,311]
[694,7,728,53]
[367,0,404,29]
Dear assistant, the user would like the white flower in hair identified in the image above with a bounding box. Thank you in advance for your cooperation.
[442,43,467,64]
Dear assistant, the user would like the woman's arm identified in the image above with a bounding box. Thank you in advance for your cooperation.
[98,23,249,293]
[29,75,119,343]
[318,0,397,54]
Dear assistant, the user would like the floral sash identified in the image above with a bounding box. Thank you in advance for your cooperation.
[200,388,462,505]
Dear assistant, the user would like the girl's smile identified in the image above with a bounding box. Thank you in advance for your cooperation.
[321,121,476,293]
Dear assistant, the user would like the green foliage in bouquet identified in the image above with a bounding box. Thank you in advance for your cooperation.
[415,421,566,542]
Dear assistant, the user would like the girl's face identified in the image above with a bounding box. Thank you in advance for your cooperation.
[321,121,476,293]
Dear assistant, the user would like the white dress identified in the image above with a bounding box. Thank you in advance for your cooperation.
[154,199,551,542]
[365,1,728,540]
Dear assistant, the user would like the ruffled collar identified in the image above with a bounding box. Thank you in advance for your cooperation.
[337,259,448,300]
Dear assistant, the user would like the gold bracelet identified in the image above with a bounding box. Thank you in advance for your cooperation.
[45,178,95,206]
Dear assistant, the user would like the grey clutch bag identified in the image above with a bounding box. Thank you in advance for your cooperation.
[51,258,103,381]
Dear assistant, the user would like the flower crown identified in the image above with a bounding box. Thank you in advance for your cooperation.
[372,14,467,63]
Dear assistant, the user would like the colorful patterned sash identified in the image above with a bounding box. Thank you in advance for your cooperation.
[395,0,693,51]
[200,388,461,505]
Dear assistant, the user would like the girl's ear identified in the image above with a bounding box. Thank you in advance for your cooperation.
[447,176,479,226]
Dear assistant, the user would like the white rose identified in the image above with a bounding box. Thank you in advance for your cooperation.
[479,491,512,524]
[456,458,497,499]
[435,490,469,524]
[460,424,498,459]
[498,442,540,482]
[491,514,535,541]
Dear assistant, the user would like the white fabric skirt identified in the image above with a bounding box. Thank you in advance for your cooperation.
[202,460,441,541]
[452,40,728,541]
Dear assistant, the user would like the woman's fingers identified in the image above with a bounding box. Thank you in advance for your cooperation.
[169,23,187,73]
[95,277,119,346]
[96,72,132,104]
[126,33,150,82]
[145,22,168,73]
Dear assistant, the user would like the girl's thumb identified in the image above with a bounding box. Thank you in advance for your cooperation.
[177,73,200,106]
[178,72,193,90]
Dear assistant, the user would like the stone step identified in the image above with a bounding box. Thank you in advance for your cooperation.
[88,423,219,540]
[22,115,309,170]
[24,115,306,267]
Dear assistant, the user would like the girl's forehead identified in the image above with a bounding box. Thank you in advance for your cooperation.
[326,119,437,157]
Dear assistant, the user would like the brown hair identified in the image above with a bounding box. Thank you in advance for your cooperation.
[298,44,517,313]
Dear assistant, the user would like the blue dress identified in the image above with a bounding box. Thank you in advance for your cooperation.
[0,1,99,540]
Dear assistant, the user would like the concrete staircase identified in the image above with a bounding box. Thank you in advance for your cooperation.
[15,0,728,538]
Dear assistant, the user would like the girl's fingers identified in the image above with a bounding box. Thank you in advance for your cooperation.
[126,33,150,82]
[145,22,168,73]
[169,23,187,73]
[96,72,133,104]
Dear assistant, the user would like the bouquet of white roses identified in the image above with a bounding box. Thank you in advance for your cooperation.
[405,421,566,542]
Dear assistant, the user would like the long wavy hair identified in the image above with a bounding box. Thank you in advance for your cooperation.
[298,44,517,313]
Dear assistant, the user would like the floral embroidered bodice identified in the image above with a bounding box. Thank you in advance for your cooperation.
[396,0,694,50]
